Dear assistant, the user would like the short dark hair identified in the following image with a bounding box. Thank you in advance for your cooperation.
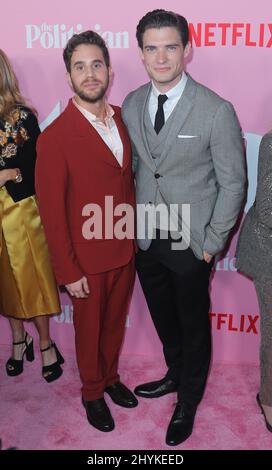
[136,9,189,50]
[63,30,110,73]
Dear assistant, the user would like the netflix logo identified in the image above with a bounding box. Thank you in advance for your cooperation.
[189,23,272,48]
[210,312,259,334]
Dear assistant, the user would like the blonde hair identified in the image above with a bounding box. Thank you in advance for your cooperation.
[0,49,35,122]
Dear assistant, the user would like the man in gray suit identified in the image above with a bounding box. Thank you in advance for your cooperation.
[122,9,246,445]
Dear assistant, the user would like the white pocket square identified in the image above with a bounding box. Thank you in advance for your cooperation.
[177,135,199,139]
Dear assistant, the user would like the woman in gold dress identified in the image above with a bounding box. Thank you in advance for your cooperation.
[0,49,64,382]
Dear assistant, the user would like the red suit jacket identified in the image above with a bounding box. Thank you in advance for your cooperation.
[35,99,135,285]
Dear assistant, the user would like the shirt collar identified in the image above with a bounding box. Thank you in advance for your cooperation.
[72,97,115,123]
[151,72,188,101]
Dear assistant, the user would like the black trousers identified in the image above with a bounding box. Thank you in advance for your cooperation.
[136,233,213,406]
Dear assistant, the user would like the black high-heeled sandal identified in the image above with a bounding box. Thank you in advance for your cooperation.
[40,341,64,383]
[6,332,34,376]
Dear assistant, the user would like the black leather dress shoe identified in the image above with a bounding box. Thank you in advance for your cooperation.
[134,378,178,398]
[105,382,138,408]
[82,397,115,432]
[166,401,197,446]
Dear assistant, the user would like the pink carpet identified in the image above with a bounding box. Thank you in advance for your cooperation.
[1,349,272,450]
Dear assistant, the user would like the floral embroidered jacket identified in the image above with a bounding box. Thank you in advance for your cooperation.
[0,106,40,202]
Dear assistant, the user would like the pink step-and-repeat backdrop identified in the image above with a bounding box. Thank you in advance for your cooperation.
[1,0,271,363]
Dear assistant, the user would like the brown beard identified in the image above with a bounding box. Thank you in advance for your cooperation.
[71,76,109,104]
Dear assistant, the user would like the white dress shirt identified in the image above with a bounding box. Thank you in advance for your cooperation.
[149,72,188,126]
[73,98,123,167]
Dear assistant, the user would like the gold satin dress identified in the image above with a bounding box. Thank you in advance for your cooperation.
[0,186,60,318]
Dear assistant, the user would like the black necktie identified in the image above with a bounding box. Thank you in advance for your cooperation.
[154,94,168,134]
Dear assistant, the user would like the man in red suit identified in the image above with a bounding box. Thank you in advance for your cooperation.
[35,31,137,432]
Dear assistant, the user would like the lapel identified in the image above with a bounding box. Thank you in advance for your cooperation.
[137,83,157,171]
[136,77,197,169]
[158,75,197,165]
[64,99,126,169]
[112,107,130,170]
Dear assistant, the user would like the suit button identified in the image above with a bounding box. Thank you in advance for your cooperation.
[154,173,161,179]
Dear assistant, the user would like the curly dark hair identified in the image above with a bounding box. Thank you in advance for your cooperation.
[63,30,110,73]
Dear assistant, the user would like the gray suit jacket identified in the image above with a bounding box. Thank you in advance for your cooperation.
[122,75,246,258]
[236,132,272,279]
